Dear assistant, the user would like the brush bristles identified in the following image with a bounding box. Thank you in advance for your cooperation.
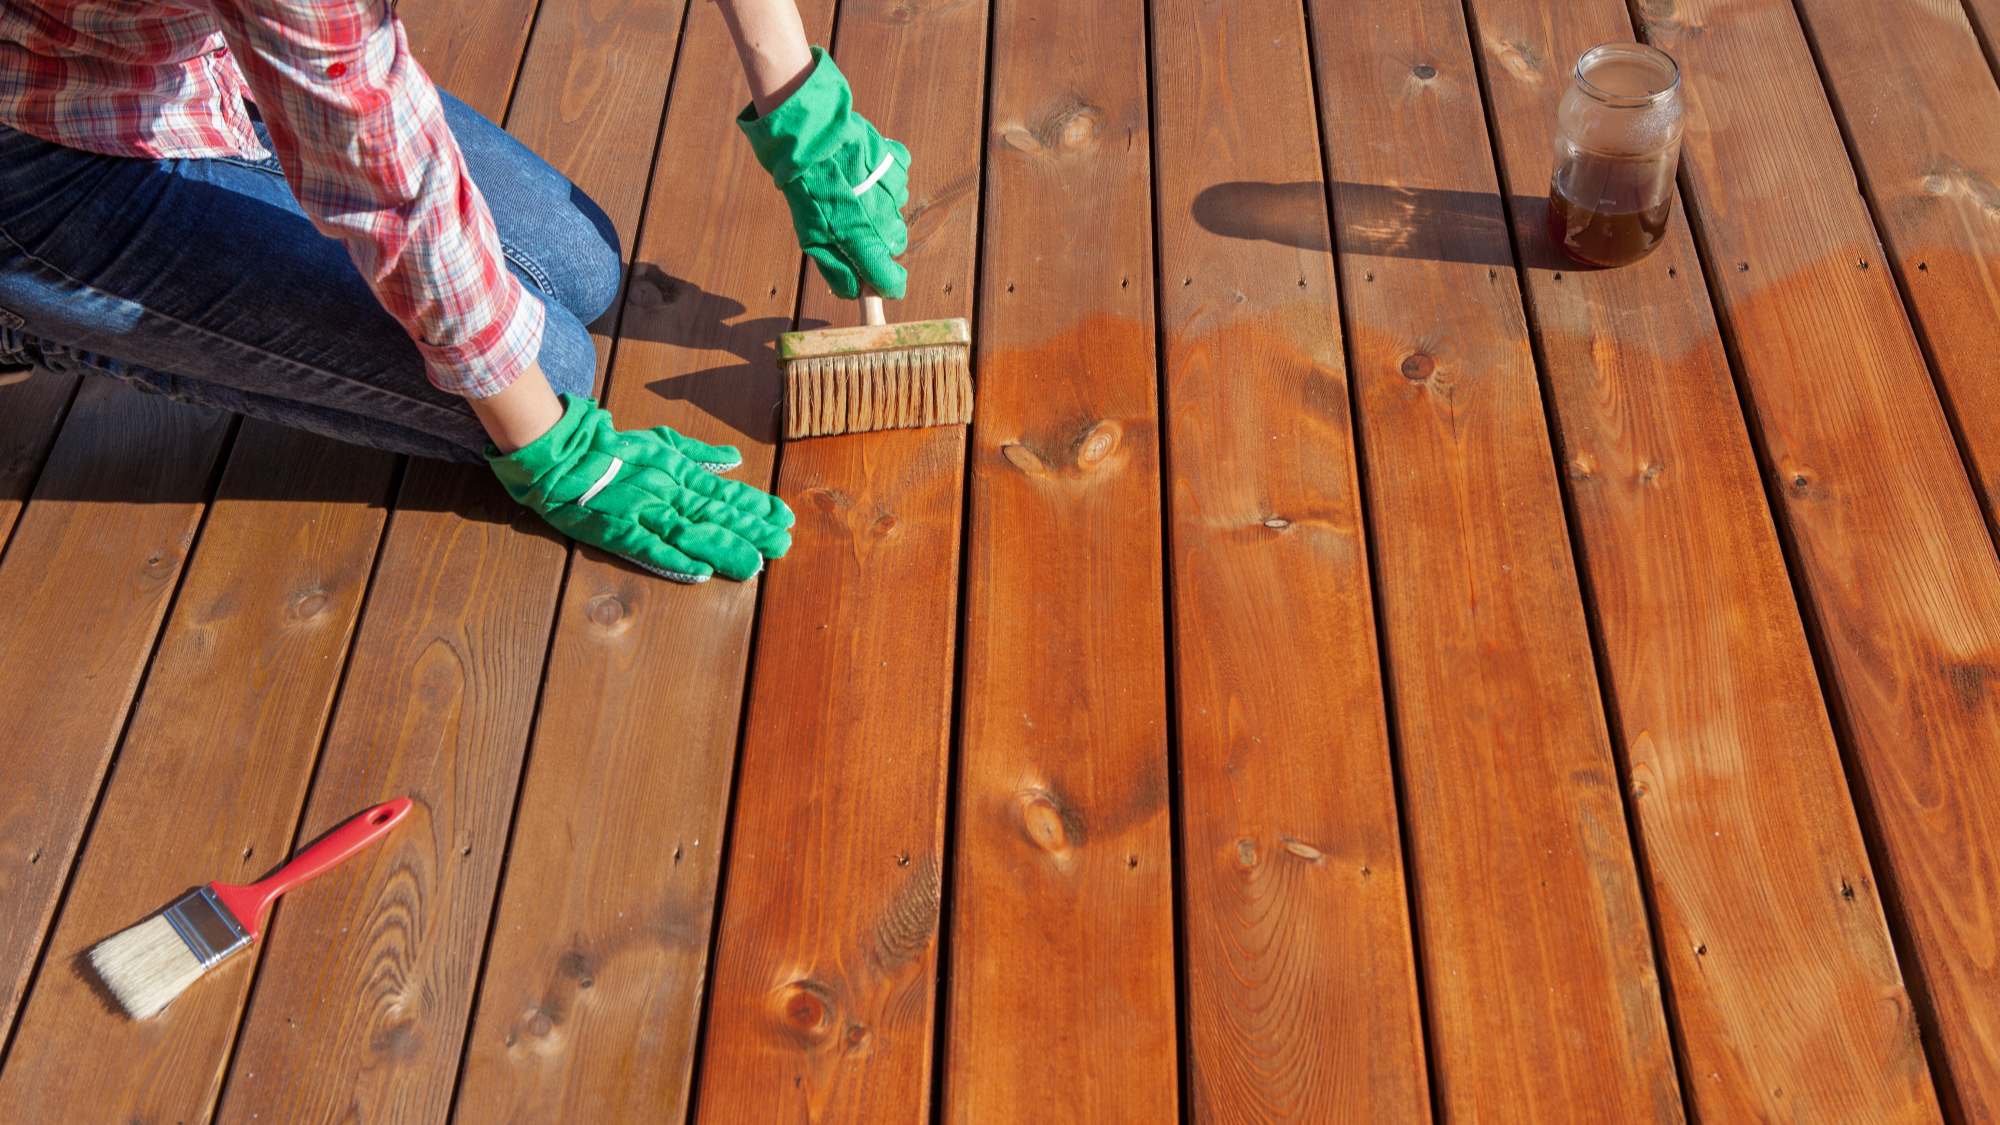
[784,344,972,439]
[89,914,207,1020]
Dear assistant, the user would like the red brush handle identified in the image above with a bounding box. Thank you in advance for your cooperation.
[210,797,414,938]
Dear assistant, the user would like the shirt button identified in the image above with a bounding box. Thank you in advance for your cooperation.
[212,46,226,58]
[326,62,348,78]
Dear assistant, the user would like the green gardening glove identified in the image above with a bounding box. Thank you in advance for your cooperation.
[488,396,793,583]
[738,47,910,300]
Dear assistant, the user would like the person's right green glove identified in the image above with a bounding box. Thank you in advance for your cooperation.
[488,396,793,583]
[737,47,910,300]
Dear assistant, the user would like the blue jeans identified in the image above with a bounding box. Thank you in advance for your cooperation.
[0,94,620,463]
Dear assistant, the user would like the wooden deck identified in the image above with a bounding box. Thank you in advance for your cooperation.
[2,0,1997,1118]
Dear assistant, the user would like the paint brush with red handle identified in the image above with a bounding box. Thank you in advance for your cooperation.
[87,797,415,1019]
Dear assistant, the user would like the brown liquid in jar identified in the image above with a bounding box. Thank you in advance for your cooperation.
[1547,161,1672,267]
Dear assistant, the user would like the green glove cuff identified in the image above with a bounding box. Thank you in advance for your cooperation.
[737,46,854,183]
[486,393,594,507]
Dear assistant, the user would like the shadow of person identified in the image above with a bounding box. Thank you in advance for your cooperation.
[621,261,826,439]
[1192,180,1584,272]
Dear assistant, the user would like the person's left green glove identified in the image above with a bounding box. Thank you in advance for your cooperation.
[488,396,794,583]
[738,47,910,300]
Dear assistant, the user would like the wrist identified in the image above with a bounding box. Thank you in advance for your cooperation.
[468,364,567,453]
[716,0,814,115]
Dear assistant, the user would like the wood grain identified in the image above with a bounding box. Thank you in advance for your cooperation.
[1463,0,1942,1117]
[690,0,985,1116]
[0,372,76,555]
[1791,0,2000,532]
[213,0,683,1118]
[1302,0,1682,1115]
[448,0,829,1117]
[1148,0,1427,1118]
[944,0,1178,1116]
[398,0,541,121]
[1634,0,2000,1113]
[0,377,231,1038]
[0,424,394,1120]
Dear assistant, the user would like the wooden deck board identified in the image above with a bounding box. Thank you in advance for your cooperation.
[1634,0,2000,1112]
[1791,0,2000,533]
[1463,0,1940,1117]
[944,0,1179,1115]
[450,0,823,1114]
[1304,0,1680,1113]
[1149,0,1427,1117]
[689,0,985,1116]
[2,1,1995,1117]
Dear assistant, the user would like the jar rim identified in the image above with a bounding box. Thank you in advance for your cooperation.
[1574,42,1681,107]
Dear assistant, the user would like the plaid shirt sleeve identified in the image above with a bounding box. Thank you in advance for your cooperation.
[206,0,542,398]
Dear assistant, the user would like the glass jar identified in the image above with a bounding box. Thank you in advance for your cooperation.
[1546,43,1684,267]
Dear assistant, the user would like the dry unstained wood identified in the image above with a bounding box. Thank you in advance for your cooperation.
[214,0,682,1118]
[1303,0,1682,1114]
[945,0,1178,1117]
[0,425,393,1120]
[1633,0,2000,1112]
[1149,0,1427,1117]
[691,0,985,1116]
[1791,0,2000,531]
[1464,0,1942,1117]
[0,378,231,1037]
[450,0,830,1118]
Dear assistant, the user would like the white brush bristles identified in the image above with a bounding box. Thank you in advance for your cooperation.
[88,914,206,1019]
[784,343,973,439]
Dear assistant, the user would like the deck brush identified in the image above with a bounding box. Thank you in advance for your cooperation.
[87,797,413,1019]
[780,293,971,439]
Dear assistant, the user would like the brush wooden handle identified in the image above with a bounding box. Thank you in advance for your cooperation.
[861,290,886,327]
[211,798,415,936]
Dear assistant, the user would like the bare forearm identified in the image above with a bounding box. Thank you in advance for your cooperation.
[469,364,566,453]
[714,0,814,115]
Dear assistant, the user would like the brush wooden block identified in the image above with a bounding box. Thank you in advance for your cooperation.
[780,317,972,439]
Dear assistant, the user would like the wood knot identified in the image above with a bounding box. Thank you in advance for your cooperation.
[1262,517,1290,529]
[1236,837,1258,867]
[870,512,899,538]
[558,949,595,989]
[586,593,627,629]
[1073,421,1121,470]
[1400,352,1435,381]
[142,549,180,579]
[845,1022,871,1054]
[1567,452,1599,481]
[1017,786,1085,857]
[806,486,851,514]
[777,980,837,1043]
[1638,461,1665,484]
[1281,837,1326,863]
[1000,442,1048,476]
[1413,63,1437,79]
[290,589,329,620]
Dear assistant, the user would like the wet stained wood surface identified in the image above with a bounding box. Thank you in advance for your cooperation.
[1,0,1994,1118]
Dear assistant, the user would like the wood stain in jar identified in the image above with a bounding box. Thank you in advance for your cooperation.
[1546,44,1683,267]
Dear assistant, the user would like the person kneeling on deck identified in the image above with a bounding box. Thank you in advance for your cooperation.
[0,0,911,584]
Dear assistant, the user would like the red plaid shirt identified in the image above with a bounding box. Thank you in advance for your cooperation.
[0,0,541,398]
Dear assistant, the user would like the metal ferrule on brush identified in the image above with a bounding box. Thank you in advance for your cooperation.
[160,886,252,968]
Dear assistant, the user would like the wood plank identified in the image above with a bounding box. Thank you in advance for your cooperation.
[1462,0,1942,1117]
[449,0,830,1115]
[399,0,541,121]
[1633,1,2000,1113]
[0,373,77,555]
[1792,0,2000,532]
[1302,0,1681,1114]
[212,1,686,1119]
[1147,0,1426,1118]
[0,378,232,1037]
[0,425,394,1120]
[690,0,986,1115]
[944,0,1176,1116]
